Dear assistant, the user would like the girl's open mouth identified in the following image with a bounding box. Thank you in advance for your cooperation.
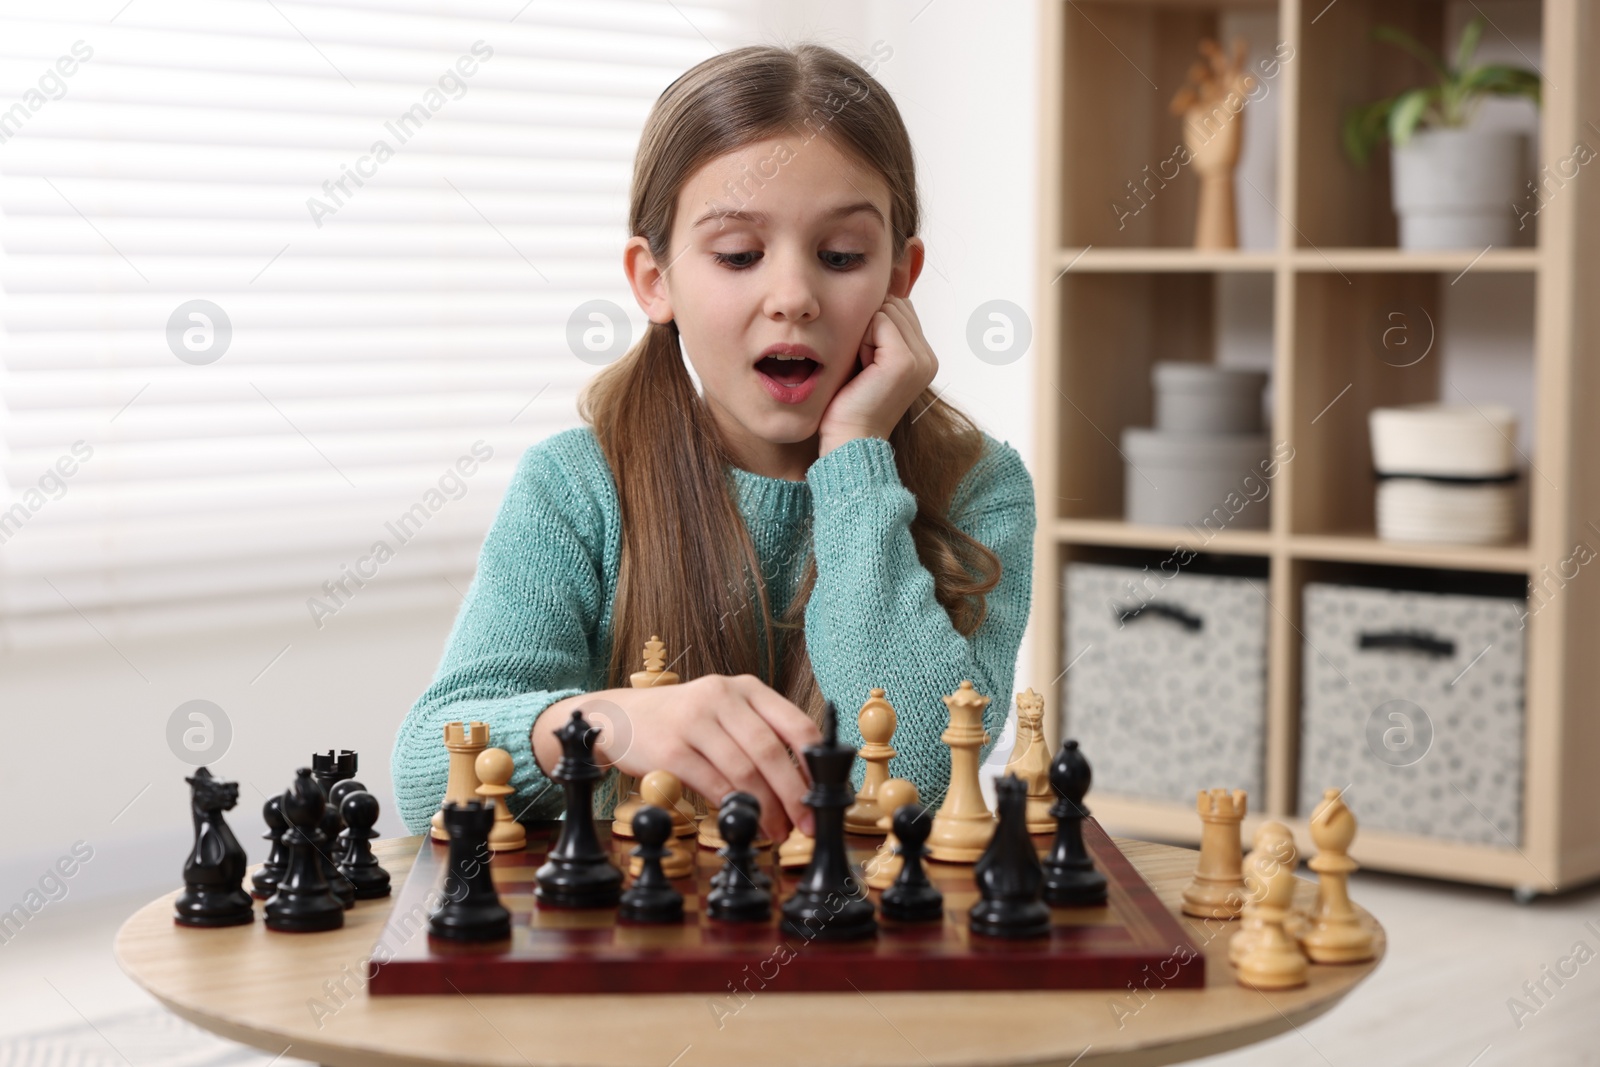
[754,355,821,405]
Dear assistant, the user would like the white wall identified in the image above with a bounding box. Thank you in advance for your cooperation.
[0,0,1042,902]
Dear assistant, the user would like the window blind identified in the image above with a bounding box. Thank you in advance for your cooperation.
[0,0,747,650]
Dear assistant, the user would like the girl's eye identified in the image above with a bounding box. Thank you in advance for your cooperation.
[710,251,866,271]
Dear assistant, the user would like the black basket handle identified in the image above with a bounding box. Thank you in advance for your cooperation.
[1356,630,1456,658]
[1115,601,1203,632]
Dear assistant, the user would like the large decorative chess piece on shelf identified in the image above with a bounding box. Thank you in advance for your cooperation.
[969,775,1050,939]
[928,680,995,862]
[264,768,345,933]
[174,767,255,928]
[1041,739,1108,907]
[429,800,511,942]
[780,700,877,942]
[535,708,622,909]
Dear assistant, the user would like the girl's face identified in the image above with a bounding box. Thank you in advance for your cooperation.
[626,135,921,479]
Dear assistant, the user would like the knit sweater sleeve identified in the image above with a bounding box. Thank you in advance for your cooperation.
[802,433,1036,800]
[389,431,610,834]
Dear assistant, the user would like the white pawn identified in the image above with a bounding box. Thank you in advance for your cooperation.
[474,747,526,852]
[865,779,918,890]
[845,689,897,835]
[1234,826,1309,990]
[1229,822,1297,968]
[629,771,694,879]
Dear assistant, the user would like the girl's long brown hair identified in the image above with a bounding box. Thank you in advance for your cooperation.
[580,43,1002,729]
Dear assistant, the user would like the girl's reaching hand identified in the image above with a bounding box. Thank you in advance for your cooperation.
[534,674,821,842]
[816,295,938,457]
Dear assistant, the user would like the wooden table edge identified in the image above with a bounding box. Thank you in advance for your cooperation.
[114,835,1386,1067]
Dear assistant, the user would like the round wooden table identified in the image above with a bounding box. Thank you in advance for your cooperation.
[116,836,1384,1067]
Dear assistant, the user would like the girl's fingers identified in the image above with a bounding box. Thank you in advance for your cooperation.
[718,701,814,836]
[732,675,822,762]
[666,746,736,823]
[691,726,790,842]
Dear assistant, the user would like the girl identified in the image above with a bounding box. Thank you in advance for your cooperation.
[391,43,1036,844]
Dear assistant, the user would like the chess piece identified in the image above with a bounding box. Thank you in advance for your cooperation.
[844,688,897,834]
[700,791,772,852]
[969,775,1051,939]
[1301,789,1376,963]
[429,800,511,941]
[474,747,527,852]
[431,721,489,842]
[1171,38,1254,249]
[864,779,918,890]
[613,636,682,839]
[709,793,771,891]
[1234,834,1309,989]
[619,805,685,924]
[312,749,358,825]
[880,802,944,924]
[928,680,995,862]
[1041,740,1108,907]
[264,768,344,933]
[1181,788,1248,919]
[174,767,255,928]
[629,771,695,879]
[336,790,391,900]
[780,700,878,942]
[250,793,288,899]
[318,778,364,910]
[706,803,771,922]
[534,708,623,908]
[777,825,814,869]
[1003,688,1055,833]
[1230,822,1298,967]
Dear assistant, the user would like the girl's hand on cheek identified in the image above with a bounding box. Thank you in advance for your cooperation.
[816,295,938,457]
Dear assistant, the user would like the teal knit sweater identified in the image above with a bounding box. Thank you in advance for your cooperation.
[390,426,1036,834]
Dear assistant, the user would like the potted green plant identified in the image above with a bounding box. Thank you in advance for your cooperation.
[1343,16,1540,249]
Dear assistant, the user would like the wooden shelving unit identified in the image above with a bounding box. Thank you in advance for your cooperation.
[1032,0,1600,893]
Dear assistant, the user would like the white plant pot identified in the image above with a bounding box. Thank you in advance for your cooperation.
[1390,129,1526,249]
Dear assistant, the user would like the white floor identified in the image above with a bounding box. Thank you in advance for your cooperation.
[2,872,1597,1067]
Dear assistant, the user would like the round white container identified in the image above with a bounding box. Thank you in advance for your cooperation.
[1376,479,1518,545]
[1390,129,1526,250]
[1368,403,1518,477]
[1153,362,1269,435]
[1122,429,1271,529]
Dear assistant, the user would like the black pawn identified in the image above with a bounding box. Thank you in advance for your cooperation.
[429,800,511,941]
[968,775,1051,939]
[534,708,622,908]
[706,803,771,922]
[709,791,770,892]
[174,767,255,928]
[1041,739,1108,907]
[315,778,363,910]
[336,791,391,900]
[779,700,877,942]
[264,768,345,933]
[879,802,943,923]
[250,793,289,900]
[618,805,684,924]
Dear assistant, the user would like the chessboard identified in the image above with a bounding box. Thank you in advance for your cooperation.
[366,816,1205,995]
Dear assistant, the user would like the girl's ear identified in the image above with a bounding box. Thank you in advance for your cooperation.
[623,235,675,325]
[888,236,925,299]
